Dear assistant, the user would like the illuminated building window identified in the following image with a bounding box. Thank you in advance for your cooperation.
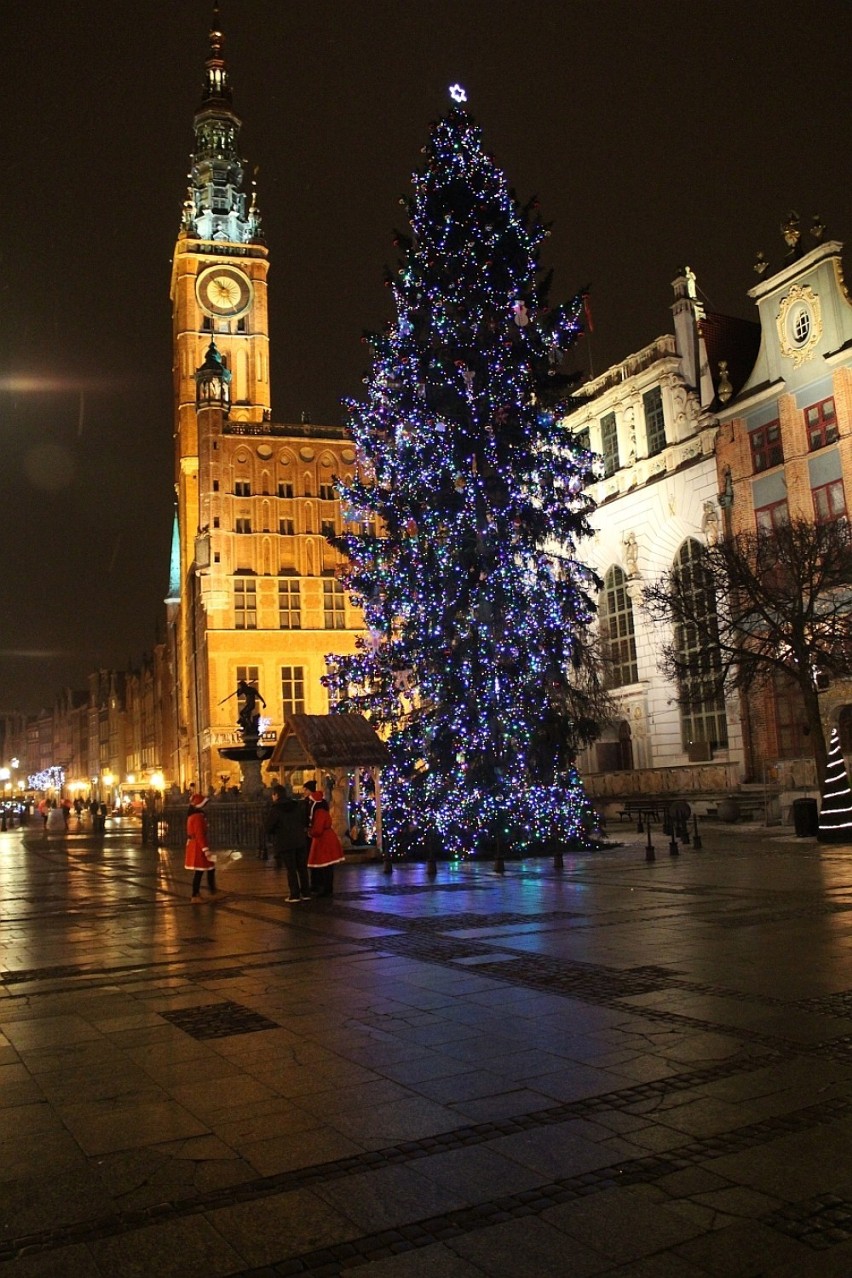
[323,579,346,630]
[281,666,305,716]
[643,387,666,456]
[599,566,638,687]
[319,482,336,501]
[755,498,788,533]
[235,517,252,534]
[278,481,294,498]
[805,397,838,450]
[321,519,336,539]
[233,579,257,630]
[813,478,847,524]
[279,518,295,535]
[235,480,251,496]
[278,579,301,629]
[600,412,619,477]
[673,538,728,751]
[749,420,783,472]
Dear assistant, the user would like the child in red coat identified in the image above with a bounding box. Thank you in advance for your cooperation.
[185,794,217,902]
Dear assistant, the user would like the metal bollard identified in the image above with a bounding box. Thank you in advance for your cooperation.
[645,820,655,862]
[692,814,703,850]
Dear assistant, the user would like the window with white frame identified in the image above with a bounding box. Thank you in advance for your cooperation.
[673,538,728,751]
[233,579,257,629]
[281,666,305,717]
[278,579,301,629]
[600,412,619,477]
[599,566,638,687]
[323,579,346,629]
[642,387,666,456]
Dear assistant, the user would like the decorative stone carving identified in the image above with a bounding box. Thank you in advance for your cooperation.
[776,283,822,367]
[702,500,720,546]
[623,531,640,578]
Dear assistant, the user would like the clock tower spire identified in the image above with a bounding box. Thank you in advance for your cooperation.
[180,6,262,246]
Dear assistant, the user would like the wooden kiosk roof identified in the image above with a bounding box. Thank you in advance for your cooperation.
[268,714,390,771]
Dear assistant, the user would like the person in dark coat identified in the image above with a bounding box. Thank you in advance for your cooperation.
[266,784,310,903]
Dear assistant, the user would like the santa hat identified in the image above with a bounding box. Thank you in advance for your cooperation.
[190,794,208,808]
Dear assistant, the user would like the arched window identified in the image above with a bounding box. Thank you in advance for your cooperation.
[674,538,728,751]
[600,566,638,687]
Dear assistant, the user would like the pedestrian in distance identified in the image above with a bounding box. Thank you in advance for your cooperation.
[308,797,345,897]
[265,783,311,902]
[185,793,217,902]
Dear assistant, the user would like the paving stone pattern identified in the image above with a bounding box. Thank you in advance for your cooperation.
[3,822,852,1275]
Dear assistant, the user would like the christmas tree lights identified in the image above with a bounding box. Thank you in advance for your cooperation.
[326,89,603,858]
[818,727,852,843]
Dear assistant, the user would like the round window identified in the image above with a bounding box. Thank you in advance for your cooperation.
[790,305,811,346]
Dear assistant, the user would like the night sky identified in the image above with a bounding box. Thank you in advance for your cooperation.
[2,1,850,715]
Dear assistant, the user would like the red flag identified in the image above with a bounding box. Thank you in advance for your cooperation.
[583,293,595,333]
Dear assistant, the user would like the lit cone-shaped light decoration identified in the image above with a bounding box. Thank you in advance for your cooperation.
[818,728,852,844]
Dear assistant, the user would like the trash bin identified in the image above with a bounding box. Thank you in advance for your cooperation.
[792,797,819,837]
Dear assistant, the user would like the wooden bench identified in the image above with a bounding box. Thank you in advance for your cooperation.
[618,800,663,823]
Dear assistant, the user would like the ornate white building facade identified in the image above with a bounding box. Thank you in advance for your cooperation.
[564,272,758,804]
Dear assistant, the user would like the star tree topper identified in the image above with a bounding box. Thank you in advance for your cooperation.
[449,83,467,104]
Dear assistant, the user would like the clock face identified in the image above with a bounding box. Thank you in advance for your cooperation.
[196,265,253,319]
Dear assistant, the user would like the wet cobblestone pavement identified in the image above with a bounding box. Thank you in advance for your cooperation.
[2,818,852,1275]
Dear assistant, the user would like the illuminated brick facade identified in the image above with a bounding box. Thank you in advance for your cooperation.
[715,234,852,788]
[167,18,361,789]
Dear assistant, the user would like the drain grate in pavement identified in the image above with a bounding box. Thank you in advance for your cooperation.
[766,1194,852,1249]
[160,1000,280,1039]
[340,881,497,898]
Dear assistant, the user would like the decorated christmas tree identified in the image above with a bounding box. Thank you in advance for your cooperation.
[326,87,604,858]
[818,727,852,843]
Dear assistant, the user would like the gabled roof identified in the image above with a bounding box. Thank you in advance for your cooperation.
[699,312,761,404]
[268,714,390,770]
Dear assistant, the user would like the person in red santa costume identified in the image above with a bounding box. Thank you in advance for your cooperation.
[185,793,217,902]
[307,796,345,897]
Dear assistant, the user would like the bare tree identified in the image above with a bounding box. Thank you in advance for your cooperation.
[643,519,852,786]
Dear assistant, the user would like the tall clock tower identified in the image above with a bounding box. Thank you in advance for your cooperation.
[168,13,362,791]
[171,16,269,588]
